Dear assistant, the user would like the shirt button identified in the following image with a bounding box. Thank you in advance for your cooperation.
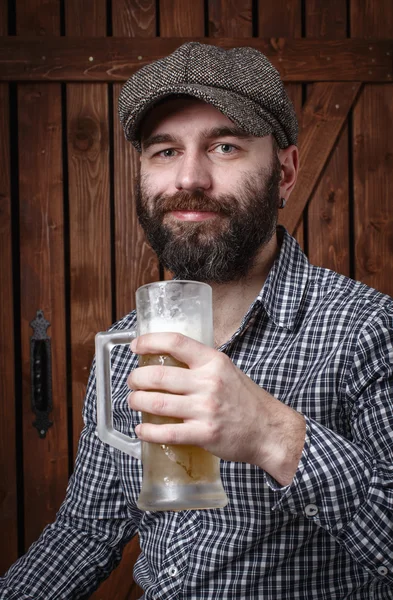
[305,504,319,517]
[377,566,389,576]
[168,566,178,577]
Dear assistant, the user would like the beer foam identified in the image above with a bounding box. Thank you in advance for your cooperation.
[138,317,213,347]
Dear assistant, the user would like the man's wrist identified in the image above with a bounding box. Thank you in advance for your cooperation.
[257,403,306,487]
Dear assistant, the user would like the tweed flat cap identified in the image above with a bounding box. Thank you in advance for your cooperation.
[118,42,298,151]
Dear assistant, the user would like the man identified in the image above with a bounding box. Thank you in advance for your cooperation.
[1,42,392,599]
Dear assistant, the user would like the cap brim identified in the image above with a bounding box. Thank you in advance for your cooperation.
[123,83,278,151]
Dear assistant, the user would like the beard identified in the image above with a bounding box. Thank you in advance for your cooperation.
[136,156,281,283]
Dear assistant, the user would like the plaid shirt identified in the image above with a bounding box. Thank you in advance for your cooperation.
[2,227,393,599]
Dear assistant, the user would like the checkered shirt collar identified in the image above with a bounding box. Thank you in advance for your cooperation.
[257,226,310,331]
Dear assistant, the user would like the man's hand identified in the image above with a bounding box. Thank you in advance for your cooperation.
[127,333,306,486]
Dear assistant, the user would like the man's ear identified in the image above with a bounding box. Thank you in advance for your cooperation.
[278,145,299,203]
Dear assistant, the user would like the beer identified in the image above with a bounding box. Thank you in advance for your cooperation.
[96,280,228,511]
[139,354,220,485]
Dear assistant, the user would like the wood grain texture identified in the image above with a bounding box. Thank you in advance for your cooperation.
[112,0,159,321]
[208,0,253,37]
[352,0,393,296]
[306,0,350,276]
[351,0,393,38]
[283,84,304,248]
[353,85,393,295]
[66,1,110,457]
[260,1,303,246]
[306,0,346,38]
[18,83,69,547]
[280,82,361,235]
[16,0,68,554]
[160,0,205,37]
[113,84,159,318]
[1,37,392,82]
[112,0,156,38]
[65,0,107,36]
[0,0,7,35]
[16,0,60,35]
[67,83,112,457]
[258,0,302,37]
[0,82,18,572]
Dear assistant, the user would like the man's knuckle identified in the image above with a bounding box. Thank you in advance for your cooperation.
[209,374,224,394]
[166,428,178,444]
[152,365,166,386]
[152,394,166,413]
[172,332,187,348]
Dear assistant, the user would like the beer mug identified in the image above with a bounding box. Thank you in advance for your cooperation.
[95,280,228,511]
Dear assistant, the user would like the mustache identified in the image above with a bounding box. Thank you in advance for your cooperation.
[151,191,234,216]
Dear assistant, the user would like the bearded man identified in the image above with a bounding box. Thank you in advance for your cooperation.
[1,42,393,600]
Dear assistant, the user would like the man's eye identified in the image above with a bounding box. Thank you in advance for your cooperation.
[215,144,236,154]
[158,149,176,158]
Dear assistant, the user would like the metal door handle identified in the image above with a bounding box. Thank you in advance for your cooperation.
[30,310,53,438]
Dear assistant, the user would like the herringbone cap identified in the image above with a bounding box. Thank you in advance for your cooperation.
[118,42,298,151]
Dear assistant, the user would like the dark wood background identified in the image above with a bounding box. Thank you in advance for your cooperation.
[0,1,392,598]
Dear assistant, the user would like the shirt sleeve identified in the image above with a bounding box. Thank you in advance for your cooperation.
[0,360,138,599]
[265,306,393,585]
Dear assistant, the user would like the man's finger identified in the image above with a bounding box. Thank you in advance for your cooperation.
[135,421,205,447]
[127,364,195,395]
[130,332,215,369]
[128,390,198,420]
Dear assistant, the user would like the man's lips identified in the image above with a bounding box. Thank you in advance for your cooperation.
[168,210,219,222]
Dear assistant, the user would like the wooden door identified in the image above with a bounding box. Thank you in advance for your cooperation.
[0,1,392,598]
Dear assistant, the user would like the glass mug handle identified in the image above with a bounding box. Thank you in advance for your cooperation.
[95,329,141,460]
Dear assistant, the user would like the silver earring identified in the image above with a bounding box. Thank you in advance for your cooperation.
[279,197,286,209]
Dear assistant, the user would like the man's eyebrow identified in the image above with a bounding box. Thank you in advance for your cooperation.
[142,133,177,151]
[202,126,254,140]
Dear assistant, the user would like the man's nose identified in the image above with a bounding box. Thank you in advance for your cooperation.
[174,153,212,192]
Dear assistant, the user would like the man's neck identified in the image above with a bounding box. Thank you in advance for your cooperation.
[210,234,279,348]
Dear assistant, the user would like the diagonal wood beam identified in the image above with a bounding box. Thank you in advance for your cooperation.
[280,82,362,235]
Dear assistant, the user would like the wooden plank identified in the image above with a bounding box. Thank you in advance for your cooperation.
[280,82,361,236]
[113,83,160,318]
[208,0,253,37]
[259,0,303,247]
[0,0,7,35]
[112,0,156,38]
[0,83,18,572]
[18,82,69,548]
[306,0,346,39]
[259,0,301,37]
[17,0,69,554]
[306,0,350,276]
[353,85,393,296]
[351,0,393,38]
[113,0,159,320]
[65,0,112,459]
[67,83,112,456]
[65,0,107,36]
[352,0,393,296]
[15,0,60,35]
[0,0,17,574]
[0,37,391,82]
[65,0,109,462]
[160,0,205,36]
[283,84,303,247]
